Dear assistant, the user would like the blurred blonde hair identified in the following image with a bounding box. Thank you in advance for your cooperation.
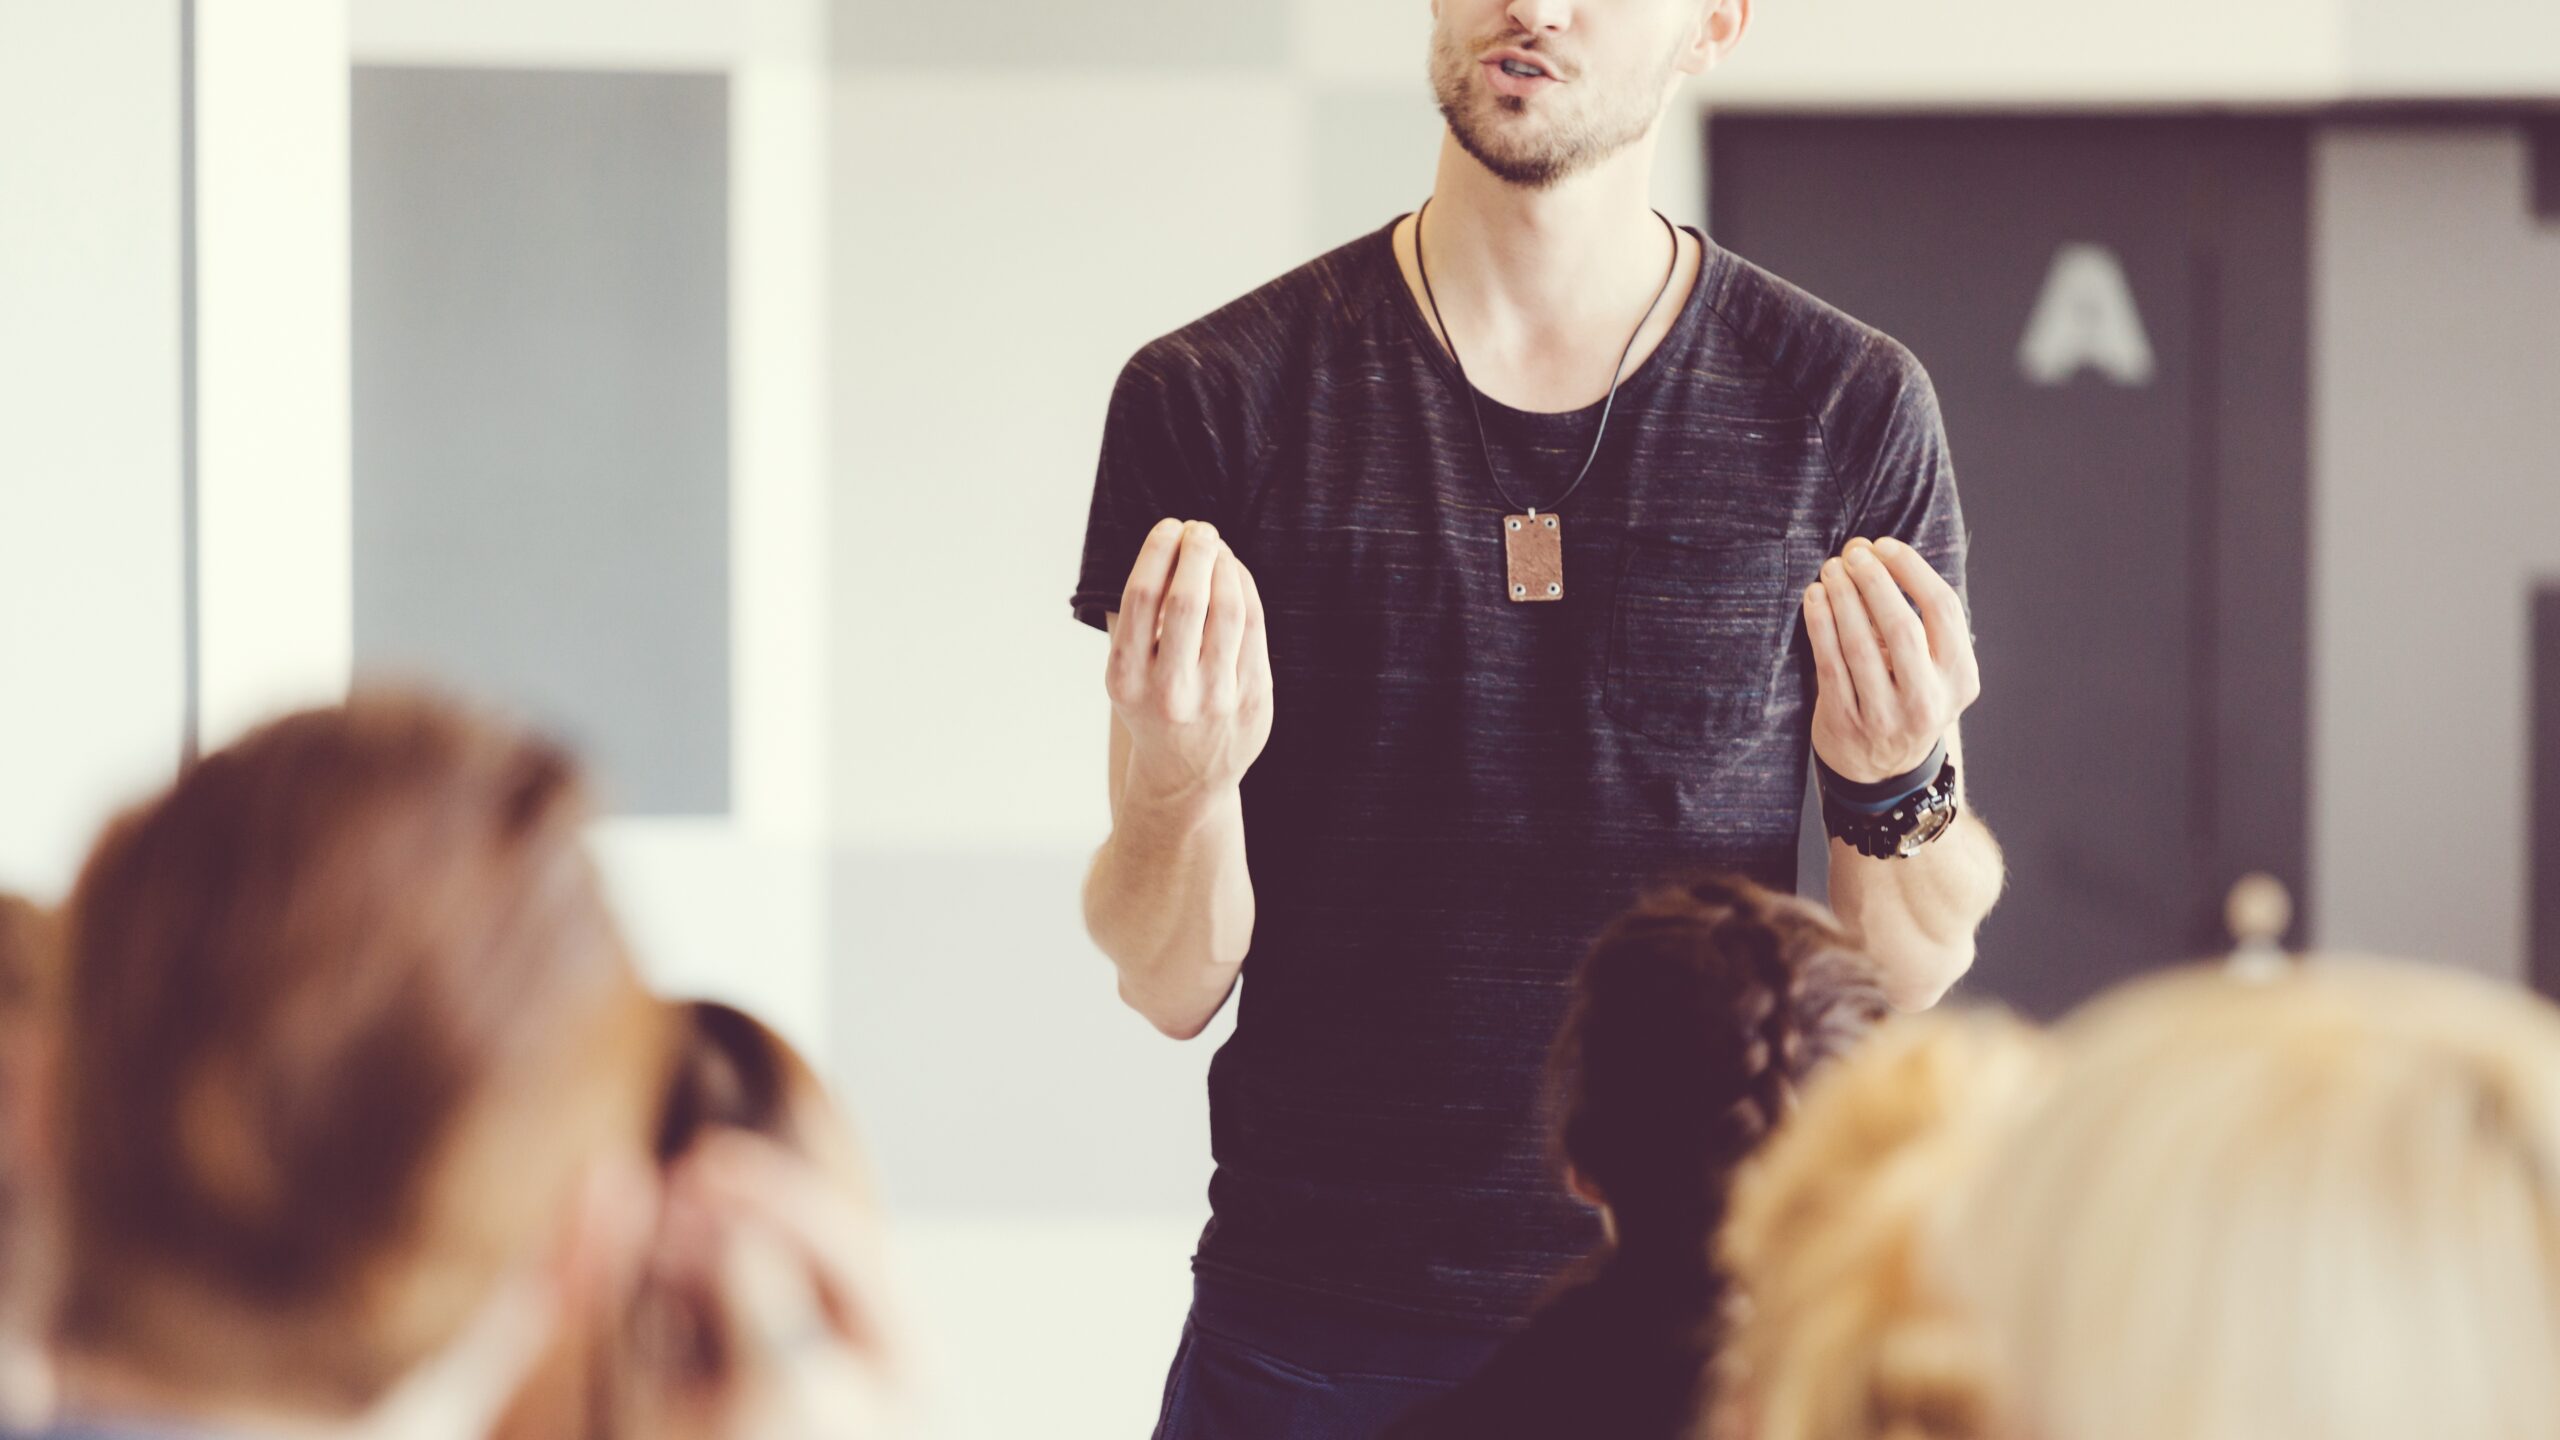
[1942,959,2560,1440]
[1709,1009,2050,1440]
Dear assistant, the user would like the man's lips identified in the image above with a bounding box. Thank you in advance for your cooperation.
[1482,52,1559,98]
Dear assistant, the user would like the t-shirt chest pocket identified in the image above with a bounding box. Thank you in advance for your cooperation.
[1602,537,1810,747]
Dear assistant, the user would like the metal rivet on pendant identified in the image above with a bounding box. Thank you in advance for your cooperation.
[1546,582,1561,596]
[1507,518,1522,531]
[1543,516,1557,529]
[1512,583,1527,597]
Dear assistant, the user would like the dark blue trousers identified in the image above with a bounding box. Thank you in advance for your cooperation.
[1151,1273,1507,1439]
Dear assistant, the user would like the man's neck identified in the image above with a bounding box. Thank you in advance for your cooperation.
[1397,131,1697,413]
[1416,132,1674,352]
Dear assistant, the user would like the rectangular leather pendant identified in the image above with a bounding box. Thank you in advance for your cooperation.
[1504,512,1563,603]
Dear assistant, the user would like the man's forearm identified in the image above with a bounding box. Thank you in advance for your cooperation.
[1083,785,1255,1040]
[1828,810,2005,1011]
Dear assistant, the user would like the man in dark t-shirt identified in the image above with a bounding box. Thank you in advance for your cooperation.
[1073,2,2007,1434]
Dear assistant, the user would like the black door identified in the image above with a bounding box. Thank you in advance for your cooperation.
[1710,115,2311,1017]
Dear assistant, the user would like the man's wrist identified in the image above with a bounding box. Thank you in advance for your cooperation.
[1118,761,1244,837]
[1821,751,1961,861]
[1815,736,1950,814]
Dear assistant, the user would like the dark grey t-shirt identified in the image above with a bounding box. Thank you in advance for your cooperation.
[1070,215,1967,1327]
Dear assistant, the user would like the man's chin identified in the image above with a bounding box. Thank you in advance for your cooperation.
[1442,113,1571,188]
[1463,138,1579,190]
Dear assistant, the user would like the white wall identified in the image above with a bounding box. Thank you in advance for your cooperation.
[831,72,1312,854]
[0,1,188,900]
[1704,0,2560,108]
[1712,0,2355,107]
[1281,0,2560,106]
[195,0,353,749]
[348,0,746,67]
[827,62,1312,1438]
[2345,0,2560,97]
[0,0,356,889]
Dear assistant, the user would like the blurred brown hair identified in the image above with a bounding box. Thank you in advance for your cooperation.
[0,897,55,1019]
[55,691,671,1413]
[0,894,60,1357]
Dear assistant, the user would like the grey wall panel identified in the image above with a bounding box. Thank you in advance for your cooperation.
[831,846,1224,1214]
[2536,586,2560,1000]
[834,0,1285,71]
[353,67,730,815]
[2313,126,2560,981]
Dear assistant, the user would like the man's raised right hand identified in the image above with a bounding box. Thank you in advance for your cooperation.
[1106,518,1273,808]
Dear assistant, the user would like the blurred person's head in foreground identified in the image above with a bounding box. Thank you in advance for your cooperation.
[1391,873,1892,1440]
[1939,959,2560,1440]
[1556,873,1891,1270]
[1709,1008,2051,1440]
[0,892,61,1422]
[49,691,673,1434]
[495,998,898,1440]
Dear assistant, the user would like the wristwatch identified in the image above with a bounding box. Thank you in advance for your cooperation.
[1818,751,1961,861]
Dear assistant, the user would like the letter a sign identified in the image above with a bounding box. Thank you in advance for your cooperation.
[2018,243,2156,388]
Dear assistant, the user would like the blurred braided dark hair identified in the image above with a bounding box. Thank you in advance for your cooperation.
[1552,872,1891,1269]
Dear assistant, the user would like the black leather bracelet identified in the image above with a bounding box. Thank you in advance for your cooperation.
[1814,736,1950,815]
[1823,758,1961,860]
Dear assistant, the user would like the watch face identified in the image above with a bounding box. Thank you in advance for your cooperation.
[1894,797,1957,857]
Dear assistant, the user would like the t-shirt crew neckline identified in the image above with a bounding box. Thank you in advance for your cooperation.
[1373,210,1721,430]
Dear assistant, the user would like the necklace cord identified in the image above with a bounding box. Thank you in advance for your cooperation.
[1413,198,1681,515]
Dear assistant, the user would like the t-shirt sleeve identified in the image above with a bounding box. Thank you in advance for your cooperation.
[1068,345,1237,633]
[1834,342,1970,616]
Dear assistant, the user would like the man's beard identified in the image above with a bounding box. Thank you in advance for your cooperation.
[1428,28,1671,190]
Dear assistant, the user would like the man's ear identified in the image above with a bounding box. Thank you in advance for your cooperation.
[1678,0,1752,77]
